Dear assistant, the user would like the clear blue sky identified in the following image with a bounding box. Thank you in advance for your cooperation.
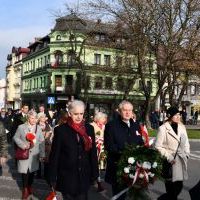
[0,0,76,78]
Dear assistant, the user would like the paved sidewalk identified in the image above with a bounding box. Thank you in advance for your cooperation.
[185,124,200,129]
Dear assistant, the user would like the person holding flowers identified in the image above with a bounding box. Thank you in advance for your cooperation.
[13,111,45,200]
[104,100,144,200]
[155,107,190,200]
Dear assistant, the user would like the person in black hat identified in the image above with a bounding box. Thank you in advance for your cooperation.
[155,107,190,200]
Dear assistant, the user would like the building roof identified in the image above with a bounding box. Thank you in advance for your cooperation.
[53,13,114,35]
[28,35,49,48]
[17,47,30,54]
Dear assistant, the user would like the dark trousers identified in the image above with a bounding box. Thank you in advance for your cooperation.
[62,193,88,200]
[44,162,49,183]
[21,171,35,188]
[158,181,183,200]
[36,161,42,178]
[112,183,127,200]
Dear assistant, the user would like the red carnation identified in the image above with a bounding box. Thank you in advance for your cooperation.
[45,191,57,200]
[26,132,36,145]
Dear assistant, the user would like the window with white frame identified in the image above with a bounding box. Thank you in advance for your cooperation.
[105,77,112,89]
[95,76,103,89]
[104,55,111,66]
[94,54,101,65]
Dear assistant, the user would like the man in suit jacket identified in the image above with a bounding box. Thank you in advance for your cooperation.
[10,104,29,139]
[104,100,144,200]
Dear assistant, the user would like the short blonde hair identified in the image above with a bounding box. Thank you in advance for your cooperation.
[37,113,46,120]
[94,112,107,122]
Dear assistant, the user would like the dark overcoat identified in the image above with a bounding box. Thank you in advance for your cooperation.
[0,121,8,157]
[10,113,27,138]
[104,117,144,185]
[48,123,99,196]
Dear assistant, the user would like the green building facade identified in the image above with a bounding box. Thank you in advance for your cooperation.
[21,14,157,114]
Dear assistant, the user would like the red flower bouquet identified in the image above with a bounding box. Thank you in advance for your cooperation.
[45,191,57,200]
[45,187,58,200]
[26,132,36,145]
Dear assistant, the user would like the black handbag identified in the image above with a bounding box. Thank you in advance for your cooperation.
[162,137,181,179]
[162,159,173,179]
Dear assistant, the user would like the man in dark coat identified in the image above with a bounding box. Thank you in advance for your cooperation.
[104,100,144,200]
[48,100,99,200]
[10,104,29,139]
[0,108,14,143]
[0,121,8,175]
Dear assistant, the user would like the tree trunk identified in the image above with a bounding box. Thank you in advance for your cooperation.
[144,100,151,129]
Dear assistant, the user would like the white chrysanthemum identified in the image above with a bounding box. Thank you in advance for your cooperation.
[149,173,155,178]
[129,174,135,179]
[128,157,135,164]
[142,161,151,169]
[124,167,130,174]
[33,138,36,144]
[152,162,158,168]
[139,173,144,178]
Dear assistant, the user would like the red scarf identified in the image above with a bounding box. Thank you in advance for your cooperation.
[67,117,92,151]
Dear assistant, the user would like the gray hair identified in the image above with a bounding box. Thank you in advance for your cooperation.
[68,100,85,113]
[118,100,133,111]
[94,112,108,122]
[27,111,38,118]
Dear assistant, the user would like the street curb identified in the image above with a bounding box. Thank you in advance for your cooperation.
[150,137,200,142]
[188,139,200,142]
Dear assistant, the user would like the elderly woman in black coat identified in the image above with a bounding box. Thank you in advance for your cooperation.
[48,100,99,200]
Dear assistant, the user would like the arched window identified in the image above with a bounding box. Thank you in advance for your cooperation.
[67,50,76,66]
[56,35,61,40]
[52,50,63,67]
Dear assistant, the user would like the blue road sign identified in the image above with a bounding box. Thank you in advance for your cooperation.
[47,97,55,104]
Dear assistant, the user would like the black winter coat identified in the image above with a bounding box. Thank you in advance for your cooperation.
[10,113,27,138]
[104,117,144,185]
[48,123,99,196]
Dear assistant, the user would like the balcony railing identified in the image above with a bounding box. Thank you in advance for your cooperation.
[53,85,75,94]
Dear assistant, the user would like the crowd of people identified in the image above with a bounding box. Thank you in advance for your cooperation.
[0,100,193,200]
[150,108,199,128]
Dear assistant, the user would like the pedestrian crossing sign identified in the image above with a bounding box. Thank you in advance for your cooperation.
[47,97,55,104]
